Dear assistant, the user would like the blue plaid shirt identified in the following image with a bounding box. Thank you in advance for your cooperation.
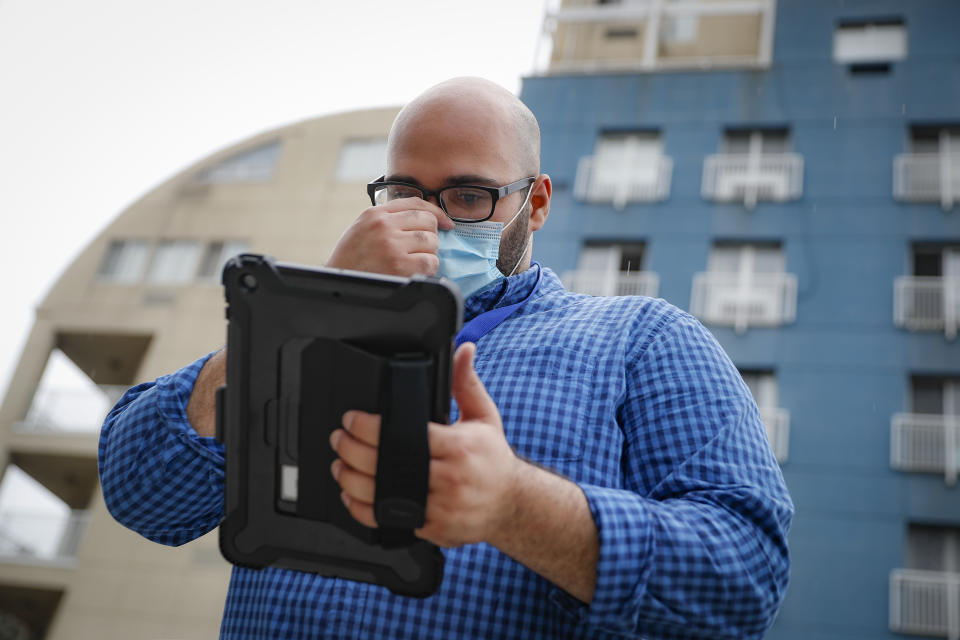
[99,266,792,639]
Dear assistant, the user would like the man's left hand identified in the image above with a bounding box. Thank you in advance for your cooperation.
[329,342,523,547]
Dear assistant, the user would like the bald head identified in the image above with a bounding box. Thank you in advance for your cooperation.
[387,77,541,178]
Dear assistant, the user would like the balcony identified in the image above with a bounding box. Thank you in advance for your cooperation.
[0,510,90,566]
[894,277,960,340]
[759,407,789,463]
[574,155,673,209]
[890,569,960,639]
[701,153,804,209]
[562,270,660,298]
[14,385,125,434]
[538,0,776,74]
[690,272,798,332]
[891,413,960,486]
[894,152,960,211]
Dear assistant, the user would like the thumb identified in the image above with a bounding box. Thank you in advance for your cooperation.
[452,343,499,424]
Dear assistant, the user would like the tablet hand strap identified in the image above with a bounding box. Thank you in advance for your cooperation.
[374,355,431,547]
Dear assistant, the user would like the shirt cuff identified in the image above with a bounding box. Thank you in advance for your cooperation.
[154,350,226,467]
[549,483,653,634]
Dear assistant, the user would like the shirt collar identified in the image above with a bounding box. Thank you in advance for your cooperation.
[462,264,543,322]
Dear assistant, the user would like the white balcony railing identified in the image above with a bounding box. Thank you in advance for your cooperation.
[574,155,673,209]
[890,569,960,640]
[701,153,804,209]
[13,385,126,433]
[759,407,790,463]
[894,277,960,340]
[894,152,960,211]
[0,510,90,564]
[690,272,798,332]
[891,413,960,486]
[563,270,660,298]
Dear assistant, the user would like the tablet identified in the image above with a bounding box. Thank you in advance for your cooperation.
[216,254,462,597]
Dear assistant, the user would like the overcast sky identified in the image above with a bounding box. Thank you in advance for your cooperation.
[0,0,549,514]
[0,0,550,399]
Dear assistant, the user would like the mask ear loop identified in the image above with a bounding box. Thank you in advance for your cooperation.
[508,235,534,277]
[504,184,536,277]
[502,184,535,232]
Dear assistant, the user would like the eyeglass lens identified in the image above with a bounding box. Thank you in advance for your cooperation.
[373,184,494,220]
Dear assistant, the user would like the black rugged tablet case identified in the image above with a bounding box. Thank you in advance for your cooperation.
[217,254,462,597]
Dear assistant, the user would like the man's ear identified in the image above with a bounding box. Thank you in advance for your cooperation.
[528,174,552,232]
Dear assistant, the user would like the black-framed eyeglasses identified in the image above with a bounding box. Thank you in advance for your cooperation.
[367,176,536,223]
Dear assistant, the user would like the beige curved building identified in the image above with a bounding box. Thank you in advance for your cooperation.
[0,106,400,639]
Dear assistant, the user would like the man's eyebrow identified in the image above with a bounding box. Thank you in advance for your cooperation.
[446,174,499,187]
[384,174,500,188]
[385,174,423,187]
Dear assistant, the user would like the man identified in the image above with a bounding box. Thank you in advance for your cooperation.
[99,77,793,639]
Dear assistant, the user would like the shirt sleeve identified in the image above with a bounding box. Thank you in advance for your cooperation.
[98,351,226,546]
[556,313,794,639]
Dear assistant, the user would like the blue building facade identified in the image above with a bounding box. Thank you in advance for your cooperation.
[521,1,960,637]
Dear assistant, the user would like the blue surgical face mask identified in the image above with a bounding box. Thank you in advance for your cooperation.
[436,188,533,299]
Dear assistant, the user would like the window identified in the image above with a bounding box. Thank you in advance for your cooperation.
[661,15,698,45]
[575,131,672,208]
[740,369,789,462]
[910,127,960,156]
[709,243,785,275]
[690,243,798,331]
[722,129,790,155]
[741,370,778,409]
[702,128,803,208]
[564,242,658,297]
[335,138,388,182]
[97,240,149,283]
[912,376,960,417]
[197,241,249,281]
[907,525,960,573]
[146,241,203,284]
[196,140,281,183]
[833,18,906,64]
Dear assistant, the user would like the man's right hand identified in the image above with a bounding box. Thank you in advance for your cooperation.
[325,198,453,277]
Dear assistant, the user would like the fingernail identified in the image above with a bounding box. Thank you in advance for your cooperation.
[330,459,342,480]
[342,411,354,431]
[330,429,342,449]
[340,491,351,507]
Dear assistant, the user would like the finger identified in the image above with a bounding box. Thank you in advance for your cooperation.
[451,343,498,423]
[426,423,459,460]
[330,427,378,476]
[380,198,453,231]
[341,493,378,528]
[397,228,439,256]
[408,251,440,277]
[342,411,381,447]
[331,459,376,504]
[396,209,440,233]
